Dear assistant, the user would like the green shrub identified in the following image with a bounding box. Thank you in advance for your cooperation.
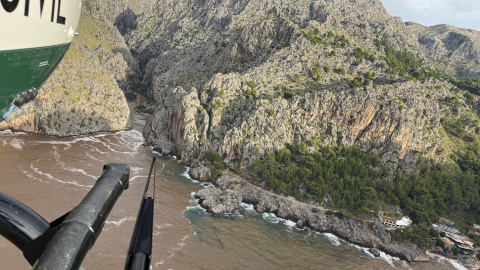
[365,71,376,81]
[376,39,421,77]
[335,67,346,75]
[449,78,480,96]
[282,91,293,99]
[294,73,301,82]
[429,228,439,237]
[213,99,222,110]
[349,76,363,88]
[213,161,226,169]
[267,108,275,117]
[216,88,225,98]
[131,82,150,96]
[125,92,137,101]
[435,238,445,247]
[205,150,223,163]
[246,80,256,89]
[243,88,257,98]
[464,92,475,102]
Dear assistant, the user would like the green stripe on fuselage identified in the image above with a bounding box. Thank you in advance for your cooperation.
[0,43,71,115]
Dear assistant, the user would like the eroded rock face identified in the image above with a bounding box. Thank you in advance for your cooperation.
[129,0,479,170]
[143,87,208,164]
[144,72,449,171]
[195,186,243,214]
[189,163,212,181]
[3,0,479,155]
[0,2,136,136]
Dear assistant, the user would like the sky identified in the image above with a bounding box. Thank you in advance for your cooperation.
[380,0,480,31]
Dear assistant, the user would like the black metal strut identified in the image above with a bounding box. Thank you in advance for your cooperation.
[0,163,130,269]
[125,156,156,270]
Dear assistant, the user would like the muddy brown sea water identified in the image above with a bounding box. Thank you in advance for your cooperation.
[0,118,467,269]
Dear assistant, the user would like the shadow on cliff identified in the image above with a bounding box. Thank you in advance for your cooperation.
[113,7,297,93]
[114,8,138,36]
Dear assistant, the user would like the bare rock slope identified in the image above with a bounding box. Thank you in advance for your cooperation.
[0,2,137,136]
[117,0,480,171]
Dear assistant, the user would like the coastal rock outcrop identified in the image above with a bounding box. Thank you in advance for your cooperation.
[189,163,212,181]
[195,186,242,214]
[194,173,424,262]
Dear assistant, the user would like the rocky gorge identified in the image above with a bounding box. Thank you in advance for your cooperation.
[131,0,480,172]
[2,0,480,267]
[2,0,480,163]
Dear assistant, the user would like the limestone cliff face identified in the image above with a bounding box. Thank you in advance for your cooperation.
[4,0,480,164]
[0,2,136,136]
[129,0,480,170]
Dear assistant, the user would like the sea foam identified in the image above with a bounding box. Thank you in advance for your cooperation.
[426,251,468,270]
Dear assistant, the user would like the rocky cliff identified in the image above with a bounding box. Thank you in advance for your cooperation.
[2,0,479,264]
[119,0,480,171]
[0,2,137,136]
[3,0,479,156]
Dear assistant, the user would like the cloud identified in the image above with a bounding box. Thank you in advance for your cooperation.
[380,0,480,31]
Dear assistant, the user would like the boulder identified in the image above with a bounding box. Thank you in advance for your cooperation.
[369,248,381,257]
[189,164,211,181]
[194,186,242,214]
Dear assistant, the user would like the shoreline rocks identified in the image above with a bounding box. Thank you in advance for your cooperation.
[193,172,424,262]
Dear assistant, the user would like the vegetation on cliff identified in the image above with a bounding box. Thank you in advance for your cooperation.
[249,144,386,214]
[246,143,480,248]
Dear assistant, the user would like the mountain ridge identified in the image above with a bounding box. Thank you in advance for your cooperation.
[1,0,480,266]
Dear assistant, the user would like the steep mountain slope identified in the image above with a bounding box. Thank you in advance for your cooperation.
[407,22,480,78]
[1,0,479,264]
[0,2,136,136]
[114,0,480,173]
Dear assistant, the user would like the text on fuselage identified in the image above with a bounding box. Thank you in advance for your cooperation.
[1,0,66,25]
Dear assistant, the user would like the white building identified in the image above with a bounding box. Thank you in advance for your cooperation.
[379,215,412,229]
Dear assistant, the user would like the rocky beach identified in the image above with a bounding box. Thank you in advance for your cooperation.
[191,169,479,268]
[192,170,425,262]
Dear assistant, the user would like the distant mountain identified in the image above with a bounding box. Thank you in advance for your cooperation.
[3,0,480,168]
[407,22,480,78]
